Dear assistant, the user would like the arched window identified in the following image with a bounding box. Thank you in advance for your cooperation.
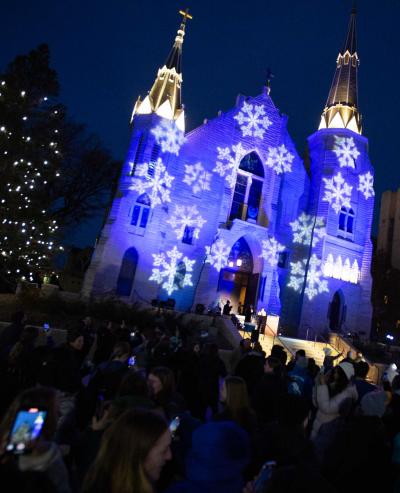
[229,152,264,223]
[338,207,355,239]
[116,247,138,296]
[131,194,151,231]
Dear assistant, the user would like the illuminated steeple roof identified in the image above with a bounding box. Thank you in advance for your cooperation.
[131,9,192,132]
[319,8,361,134]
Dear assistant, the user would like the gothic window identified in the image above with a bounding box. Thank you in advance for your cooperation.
[130,133,145,175]
[174,261,186,289]
[131,194,151,231]
[148,144,161,177]
[116,247,138,296]
[182,225,194,245]
[229,152,264,223]
[338,207,355,239]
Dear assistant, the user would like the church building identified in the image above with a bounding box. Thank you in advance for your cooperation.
[82,9,375,338]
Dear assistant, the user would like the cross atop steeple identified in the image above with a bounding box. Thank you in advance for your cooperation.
[131,9,192,131]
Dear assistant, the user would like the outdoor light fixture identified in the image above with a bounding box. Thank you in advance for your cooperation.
[236,259,242,266]
[386,334,394,341]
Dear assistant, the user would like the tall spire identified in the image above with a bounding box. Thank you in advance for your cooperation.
[131,9,192,132]
[319,7,361,134]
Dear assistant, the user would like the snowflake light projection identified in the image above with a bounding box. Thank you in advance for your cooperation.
[265,144,294,175]
[167,205,206,240]
[288,254,329,300]
[183,162,211,195]
[151,120,186,155]
[322,171,352,214]
[333,136,360,168]
[234,101,272,138]
[290,213,326,247]
[205,238,230,272]
[213,143,247,188]
[130,158,174,206]
[357,171,375,199]
[149,246,195,296]
[260,237,285,267]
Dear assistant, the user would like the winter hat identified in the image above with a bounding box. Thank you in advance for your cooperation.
[361,391,387,417]
[338,361,355,381]
[323,348,332,356]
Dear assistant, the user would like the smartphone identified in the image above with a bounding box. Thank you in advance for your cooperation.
[253,460,276,493]
[43,323,50,332]
[128,356,136,368]
[6,408,47,454]
[169,416,180,435]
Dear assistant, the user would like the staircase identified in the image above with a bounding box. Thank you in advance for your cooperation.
[259,334,341,368]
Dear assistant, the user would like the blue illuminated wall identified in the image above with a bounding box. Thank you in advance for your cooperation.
[83,90,374,338]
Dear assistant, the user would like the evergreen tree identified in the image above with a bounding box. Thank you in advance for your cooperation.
[0,44,64,288]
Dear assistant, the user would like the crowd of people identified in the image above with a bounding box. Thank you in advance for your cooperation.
[0,309,399,492]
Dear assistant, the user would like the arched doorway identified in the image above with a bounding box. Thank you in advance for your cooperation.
[328,290,346,331]
[217,237,259,313]
[116,247,138,296]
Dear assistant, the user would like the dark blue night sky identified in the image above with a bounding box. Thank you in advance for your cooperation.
[1,0,399,246]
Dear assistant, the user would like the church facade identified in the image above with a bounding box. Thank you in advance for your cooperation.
[82,9,375,338]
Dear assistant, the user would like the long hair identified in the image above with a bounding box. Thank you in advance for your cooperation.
[330,366,350,397]
[148,366,176,405]
[224,376,253,426]
[0,387,58,443]
[82,410,168,493]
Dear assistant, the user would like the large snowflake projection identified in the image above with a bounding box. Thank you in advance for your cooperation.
[290,213,326,247]
[213,143,247,188]
[130,158,174,206]
[183,162,212,195]
[357,171,375,199]
[151,120,186,155]
[233,101,272,138]
[167,205,206,240]
[333,136,360,169]
[260,237,285,267]
[205,238,230,272]
[149,246,195,296]
[322,172,352,214]
[265,144,295,175]
[288,254,329,300]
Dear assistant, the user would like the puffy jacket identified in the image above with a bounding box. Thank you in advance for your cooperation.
[311,383,358,439]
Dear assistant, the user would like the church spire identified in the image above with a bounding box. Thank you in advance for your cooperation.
[319,7,361,134]
[131,9,192,132]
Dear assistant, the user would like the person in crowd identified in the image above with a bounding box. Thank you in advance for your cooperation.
[244,304,253,323]
[148,366,186,419]
[229,338,251,375]
[235,342,265,395]
[307,358,320,379]
[286,349,306,372]
[223,300,232,316]
[82,409,172,493]
[79,316,96,360]
[252,356,287,424]
[321,347,342,374]
[270,344,288,368]
[353,360,376,404]
[0,387,71,493]
[198,343,227,419]
[238,301,243,315]
[311,361,358,440]
[165,421,250,493]
[215,376,257,437]
[287,355,313,400]
[93,321,116,365]
[174,342,202,419]
[0,310,26,361]
[6,325,39,384]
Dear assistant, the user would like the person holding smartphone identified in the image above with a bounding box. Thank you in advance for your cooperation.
[0,387,71,493]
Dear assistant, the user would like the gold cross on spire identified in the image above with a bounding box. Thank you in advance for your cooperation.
[179,8,193,24]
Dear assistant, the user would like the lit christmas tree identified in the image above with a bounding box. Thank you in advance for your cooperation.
[0,45,63,288]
